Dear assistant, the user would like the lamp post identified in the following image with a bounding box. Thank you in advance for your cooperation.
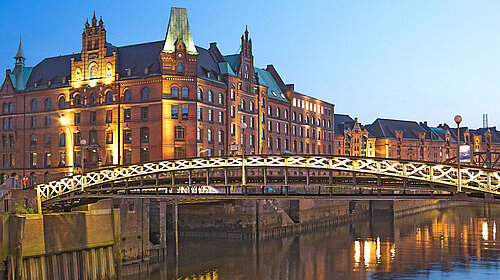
[80,139,87,174]
[241,122,247,186]
[454,115,462,192]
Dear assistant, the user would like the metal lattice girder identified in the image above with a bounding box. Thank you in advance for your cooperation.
[36,156,500,203]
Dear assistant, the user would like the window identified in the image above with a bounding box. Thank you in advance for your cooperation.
[208,109,213,123]
[231,87,235,100]
[261,97,265,108]
[208,91,213,103]
[74,132,81,146]
[197,88,203,101]
[171,105,178,119]
[31,99,37,112]
[249,101,254,112]
[231,106,235,118]
[30,152,37,168]
[90,111,97,125]
[268,106,271,116]
[284,124,288,135]
[44,98,51,110]
[240,99,245,110]
[268,137,272,150]
[174,147,185,159]
[250,134,254,147]
[140,147,149,162]
[74,94,81,106]
[74,112,81,125]
[250,117,254,129]
[9,135,14,149]
[45,133,51,146]
[268,121,272,132]
[141,88,149,101]
[8,118,12,130]
[299,114,303,123]
[9,103,13,113]
[277,123,280,134]
[59,151,66,166]
[182,104,189,120]
[218,111,223,124]
[276,108,280,118]
[140,127,149,143]
[171,86,179,98]
[293,112,296,121]
[123,129,132,143]
[218,93,223,105]
[197,107,203,121]
[231,123,235,136]
[2,119,6,131]
[284,109,288,119]
[176,62,183,73]
[106,110,112,123]
[44,153,51,167]
[174,126,185,140]
[328,120,331,128]
[197,127,202,142]
[181,87,189,99]
[141,107,148,121]
[45,116,51,128]
[31,116,36,129]
[124,89,131,102]
[106,130,113,144]
[208,129,213,143]
[106,91,113,103]
[124,148,132,164]
[90,93,97,105]
[124,109,131,122]
[89,130,98,144]
[218,130,223,144]
[59,133,65,147]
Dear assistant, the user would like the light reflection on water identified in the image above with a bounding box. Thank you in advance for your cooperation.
[136,205,500,280]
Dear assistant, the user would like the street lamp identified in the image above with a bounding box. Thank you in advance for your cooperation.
[80,139,87,174]
[454,115,462,192]
[241,122,247,186]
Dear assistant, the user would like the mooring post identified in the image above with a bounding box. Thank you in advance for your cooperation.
[173,199,179,258]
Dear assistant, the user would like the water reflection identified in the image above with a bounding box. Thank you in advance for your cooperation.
[139,205,500,280]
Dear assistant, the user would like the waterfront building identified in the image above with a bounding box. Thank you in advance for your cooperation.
[0,8,335,185]
[333,114,376,157]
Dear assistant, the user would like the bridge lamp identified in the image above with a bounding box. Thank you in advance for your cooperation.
[454,115,462,192]
[81,139,87,174]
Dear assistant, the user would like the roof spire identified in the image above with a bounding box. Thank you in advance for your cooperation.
[163,7,197,55]
[245,25,249,41]
[14,35,25,66]
[91,11,97,27]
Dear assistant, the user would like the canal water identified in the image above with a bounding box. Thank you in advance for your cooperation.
[135,205,500,279]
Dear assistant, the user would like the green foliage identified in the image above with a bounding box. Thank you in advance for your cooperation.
[11,202,34,214]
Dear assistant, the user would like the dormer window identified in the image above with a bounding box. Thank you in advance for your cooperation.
[207,71,211,79]
[48,80,52,87]
[144,67,149,75]
[126,69,132,77]
[62,77,66,84]
[34,82,38,88]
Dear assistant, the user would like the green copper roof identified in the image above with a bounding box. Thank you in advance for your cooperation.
[14,39,24,60]
[9,66,33,91]
[163,7,198,55]
[218,62,236,76]
[223,54,240,73]
[255,67,289,102]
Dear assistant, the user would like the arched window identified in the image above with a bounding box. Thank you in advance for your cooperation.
[31,99,37,112]
[317,118,321,126]
[124,89,131,102]
[90,93,97,105]
[141,88,149,101]
[182,87,189,99]
[44,98,51,111]
[267,105,272,116]
[106,91,113,103]
[292,112,296,121]
[208,91,213,103]
[197,88,203,101]
[174,125,185,140]
[299,114,303,123]
[218,93,223,105]
[176,62,183,73]
[322,119,326,127]
[306,115,309,124]
[58,96,66,109]
[59,133,66,147]
[9,103,13,113]
[276,108,280,118]
[171,86,179,98]
[284,109,288,119]
[218,130,223,143]
[250,101,254,112]
[240,99,245,110]
[31,134,37,147]
[328,120,331,128]
[44,133,51,146]
[74,94,81,106]
[208,129,213,143]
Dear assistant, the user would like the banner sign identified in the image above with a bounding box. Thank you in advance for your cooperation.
[460,145,471,163]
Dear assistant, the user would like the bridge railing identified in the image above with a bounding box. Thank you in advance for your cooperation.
[36,155,500,203]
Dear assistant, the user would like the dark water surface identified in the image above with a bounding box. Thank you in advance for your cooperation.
[134,205,500,279]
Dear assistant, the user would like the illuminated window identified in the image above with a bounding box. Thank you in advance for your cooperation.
[140,127,149,143]
[30,152,37,167]
[140,147,149,162]
[59,151,66,166]
[123,148,132,164]
[231,87,235,100]
[123,129,132,143]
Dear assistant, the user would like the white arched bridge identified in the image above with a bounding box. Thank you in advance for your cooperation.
[36,155,500,210]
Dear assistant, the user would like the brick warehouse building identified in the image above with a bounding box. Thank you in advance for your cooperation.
[0,8,335,185]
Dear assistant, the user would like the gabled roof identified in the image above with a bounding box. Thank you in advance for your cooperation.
[255,67,288,102]
[334,114,354,136]
[26,54,79,89]
[366,118,427,140]
[223,54,240,74]
[196,46,222,82]
[115,41,163,78]
[163,7,197,55]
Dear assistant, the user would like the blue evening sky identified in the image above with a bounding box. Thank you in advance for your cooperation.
[1,0,499,128]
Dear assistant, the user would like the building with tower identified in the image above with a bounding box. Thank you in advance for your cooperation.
[0,8,335,185]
